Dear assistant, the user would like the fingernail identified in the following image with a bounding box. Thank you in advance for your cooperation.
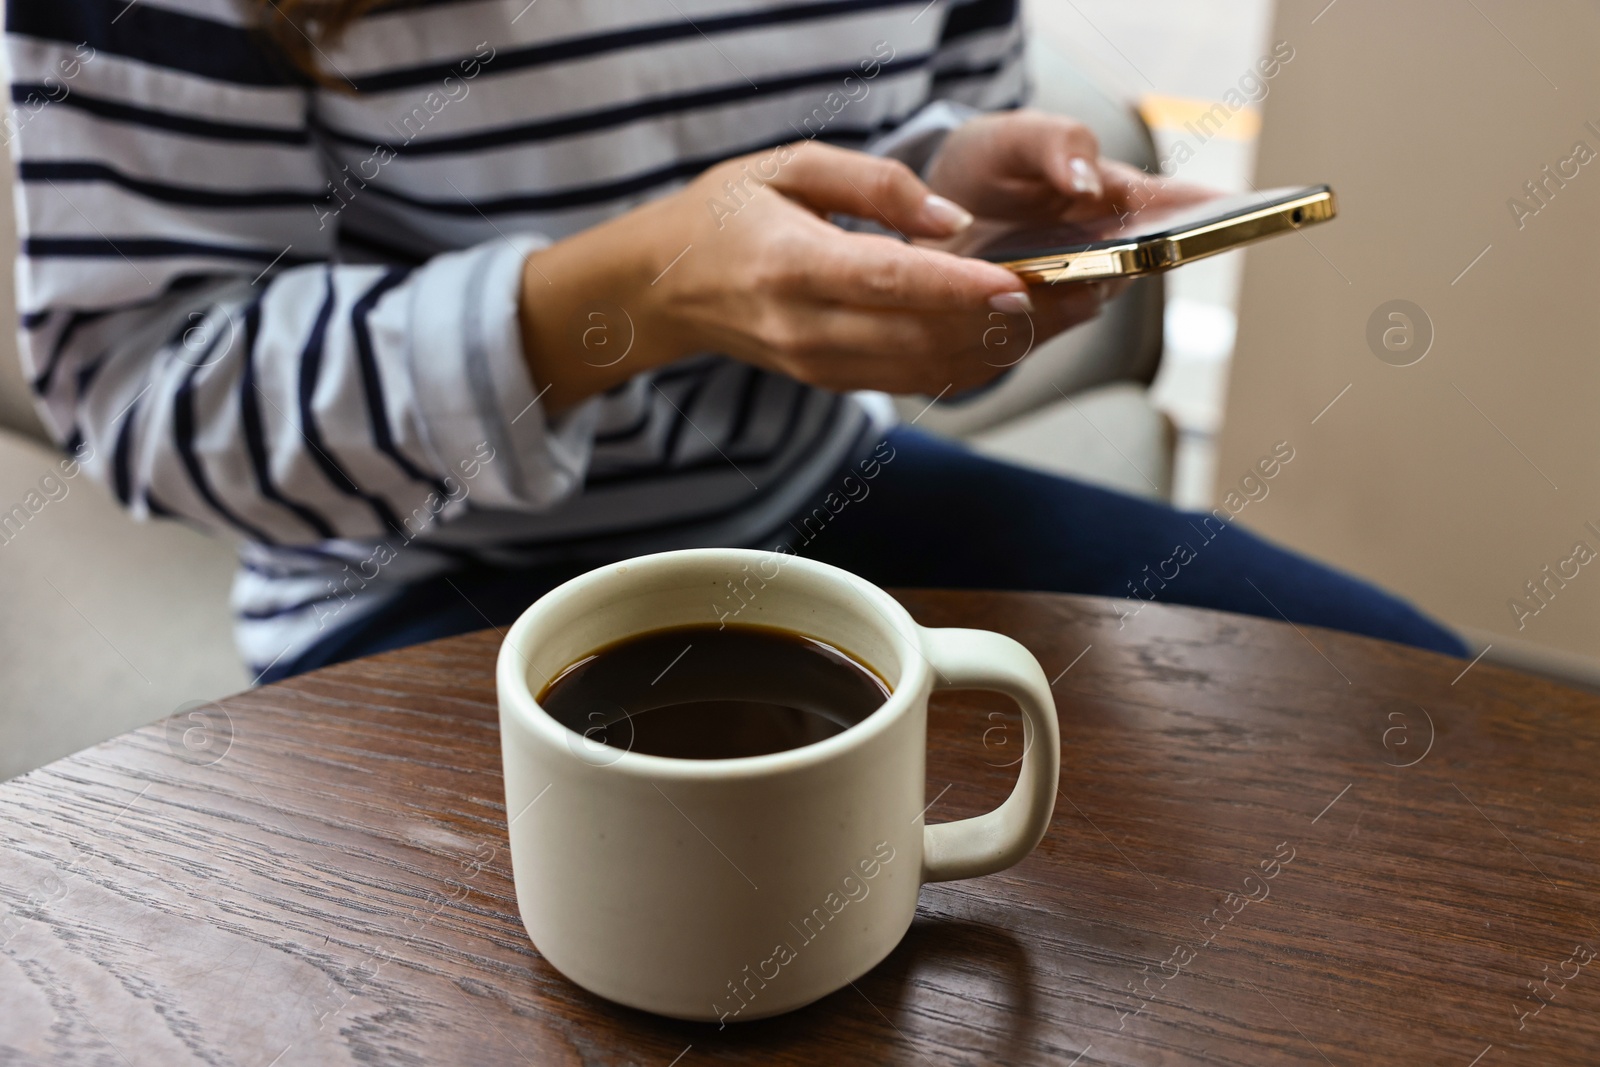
[922,193,974,233]
[988,290,1034,315]
[1069,157,1103,197]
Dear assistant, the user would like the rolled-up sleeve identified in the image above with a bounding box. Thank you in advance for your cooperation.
[394,234,600,513]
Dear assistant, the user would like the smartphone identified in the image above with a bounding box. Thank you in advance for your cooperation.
[969,184,1337,285]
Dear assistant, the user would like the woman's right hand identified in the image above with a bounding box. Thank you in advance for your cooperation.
[518,142,1110,413]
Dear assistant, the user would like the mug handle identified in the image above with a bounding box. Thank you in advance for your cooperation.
[917,627,1062,883]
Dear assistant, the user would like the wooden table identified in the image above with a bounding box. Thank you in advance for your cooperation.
[2,591,1597,1066]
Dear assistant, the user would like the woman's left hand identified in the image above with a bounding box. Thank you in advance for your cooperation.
[923,108,1214,224]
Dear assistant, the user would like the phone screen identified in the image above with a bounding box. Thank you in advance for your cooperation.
[969,186,1329,263]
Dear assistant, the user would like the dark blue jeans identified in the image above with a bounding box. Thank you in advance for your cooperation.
[268,426,1465,680]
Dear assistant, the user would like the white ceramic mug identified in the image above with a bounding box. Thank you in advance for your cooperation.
[497,548,1060,1022]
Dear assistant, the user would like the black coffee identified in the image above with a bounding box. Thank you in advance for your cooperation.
[537,624,890,760]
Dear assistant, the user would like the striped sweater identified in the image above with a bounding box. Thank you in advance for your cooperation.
[3,0,1026,675]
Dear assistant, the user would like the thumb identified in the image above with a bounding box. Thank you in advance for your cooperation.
[1038,135,1104,200]
[763,141,976,238]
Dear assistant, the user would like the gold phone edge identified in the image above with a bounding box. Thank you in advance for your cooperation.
[999,189,1338,286]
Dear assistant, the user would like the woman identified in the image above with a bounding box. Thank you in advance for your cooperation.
[4,0,1464,680]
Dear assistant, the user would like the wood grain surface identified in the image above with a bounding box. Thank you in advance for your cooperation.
[2,590,1598,1066]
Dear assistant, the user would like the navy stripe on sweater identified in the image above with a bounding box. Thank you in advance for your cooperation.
[23,236,318,263]
[173,333,279,543]
[349,0,924,93]
[321,54,933,157]
[9,83,310,145]
[21,160,325,209]
[292,270,405,535]
[237,298,339,540]
[6,0,301,88]
[346,267,446,496]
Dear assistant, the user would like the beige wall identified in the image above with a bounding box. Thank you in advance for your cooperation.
[1218,0,1600,658]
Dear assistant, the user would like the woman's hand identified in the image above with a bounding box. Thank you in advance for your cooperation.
[518,141,1110,413]
[923,108,1215,223]
[924,108,1108,223]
